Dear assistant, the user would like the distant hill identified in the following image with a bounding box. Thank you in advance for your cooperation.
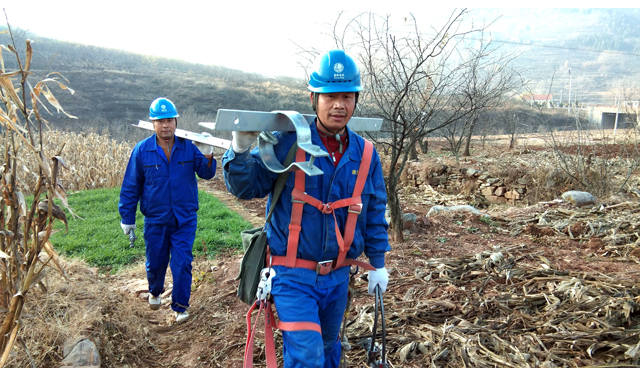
[0,28,312,142]
[471,8,640,105]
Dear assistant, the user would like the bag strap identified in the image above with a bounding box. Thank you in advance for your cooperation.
[265,142,298,224]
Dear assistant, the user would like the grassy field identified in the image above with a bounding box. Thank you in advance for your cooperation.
[49,186,252,271]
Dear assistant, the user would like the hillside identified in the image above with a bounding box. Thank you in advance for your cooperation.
[474,8,640,104]
[0,29,311,141]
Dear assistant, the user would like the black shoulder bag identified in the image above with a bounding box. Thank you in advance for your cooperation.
[236,143,298,305]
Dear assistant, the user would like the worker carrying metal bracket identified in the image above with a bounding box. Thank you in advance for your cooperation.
[222,49,391,368]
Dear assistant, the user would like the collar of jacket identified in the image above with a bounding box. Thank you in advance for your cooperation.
[142,134,185,151]
[310,118,364,164]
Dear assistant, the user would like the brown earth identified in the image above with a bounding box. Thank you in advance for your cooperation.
[7,149,640,368]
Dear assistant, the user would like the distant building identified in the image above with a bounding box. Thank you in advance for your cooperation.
[587,104,638,129]
[522,94,554,108]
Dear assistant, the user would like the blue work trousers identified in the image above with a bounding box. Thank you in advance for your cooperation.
[144,217,196,313]
[271,276,349,368]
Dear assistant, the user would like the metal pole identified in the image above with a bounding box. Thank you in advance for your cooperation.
[568,69,572,115]
[614,87,620,136]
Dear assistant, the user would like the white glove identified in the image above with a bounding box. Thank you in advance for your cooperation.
[256,268,276,301]
[231,131,261,153]
[192,132,214,155]
[367,267,389,295]
[120,222,136,236]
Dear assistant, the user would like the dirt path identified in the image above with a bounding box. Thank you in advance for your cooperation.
[201,178,266,228]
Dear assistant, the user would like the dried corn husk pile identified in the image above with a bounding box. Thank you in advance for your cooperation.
[341,246,640,368]
[400,183,482,207]
[495,201,640,260]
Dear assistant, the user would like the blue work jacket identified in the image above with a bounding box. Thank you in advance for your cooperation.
[222,121,390,287]
[119,134,216,226]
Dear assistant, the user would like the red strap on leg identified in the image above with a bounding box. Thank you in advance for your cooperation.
[264,301,278,368]
[243,301,261,368]
[244,300,280,368]
[277,321,322,333]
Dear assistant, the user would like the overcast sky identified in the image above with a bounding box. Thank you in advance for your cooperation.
[3,1,592,78]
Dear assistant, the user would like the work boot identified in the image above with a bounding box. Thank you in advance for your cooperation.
[149,294,161,310]
[174,311,189,323]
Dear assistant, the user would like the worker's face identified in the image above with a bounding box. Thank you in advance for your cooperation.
[312,92,355,134]
[153,118,177,142]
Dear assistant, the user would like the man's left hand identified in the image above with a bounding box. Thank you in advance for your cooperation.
[193,132,214,155]
[367,267,388,295]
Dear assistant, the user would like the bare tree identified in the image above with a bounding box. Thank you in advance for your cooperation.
[457,33,523,156]
[433,115,467,162]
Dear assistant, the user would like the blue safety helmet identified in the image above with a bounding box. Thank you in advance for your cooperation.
[149,97,179,120]
[308,50,363,93]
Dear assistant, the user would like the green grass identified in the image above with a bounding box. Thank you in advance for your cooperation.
[48,187,252,271]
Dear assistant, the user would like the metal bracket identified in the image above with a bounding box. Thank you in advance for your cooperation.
[200,109,382,176]
[199,109,382,132]
[257,111,327,176]
[131,121,231,149]
[131,110,383,176]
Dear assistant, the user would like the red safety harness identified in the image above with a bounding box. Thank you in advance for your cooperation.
[243,139,377,368]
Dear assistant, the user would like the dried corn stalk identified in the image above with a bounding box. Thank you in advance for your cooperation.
[0,25,73,367]
[341,248,640,368]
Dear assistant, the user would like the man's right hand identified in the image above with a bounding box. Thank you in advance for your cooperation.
[231,131,261,153]
[121,222,136,235]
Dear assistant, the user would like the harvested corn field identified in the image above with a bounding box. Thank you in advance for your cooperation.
[171,171,639,368]
[342,248,640,367]
[5,143,640,368]
[0,130,135,192]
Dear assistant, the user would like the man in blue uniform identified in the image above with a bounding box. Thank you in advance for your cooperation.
[223,50,390,367]
[119,97,216,323]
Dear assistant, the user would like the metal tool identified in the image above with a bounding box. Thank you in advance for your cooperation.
[256,111,327,176]
[199,109,383,132]
[131,121,231,149]
[367,285,390,368]
[128,228,137,248]
[201,109,383,176]
[132,109,383,176]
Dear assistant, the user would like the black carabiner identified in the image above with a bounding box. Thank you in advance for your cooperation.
[367,285,390,368]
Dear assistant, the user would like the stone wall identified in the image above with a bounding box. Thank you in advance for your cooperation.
[400,161,530,205]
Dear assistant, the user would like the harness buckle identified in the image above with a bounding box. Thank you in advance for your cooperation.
[316,260,334,275]
[348,204,363,214]
[322,203,334,214]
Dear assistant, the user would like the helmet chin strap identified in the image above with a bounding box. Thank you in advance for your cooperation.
[316,118,346,154]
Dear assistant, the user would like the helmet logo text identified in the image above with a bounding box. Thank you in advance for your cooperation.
[333,63,345,80]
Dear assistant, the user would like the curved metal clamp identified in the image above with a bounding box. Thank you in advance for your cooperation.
[258,111,328,176]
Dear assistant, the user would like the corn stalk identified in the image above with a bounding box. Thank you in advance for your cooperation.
[0,20,76,367]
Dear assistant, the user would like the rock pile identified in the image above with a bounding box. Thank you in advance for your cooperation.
[401,162,529,205]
